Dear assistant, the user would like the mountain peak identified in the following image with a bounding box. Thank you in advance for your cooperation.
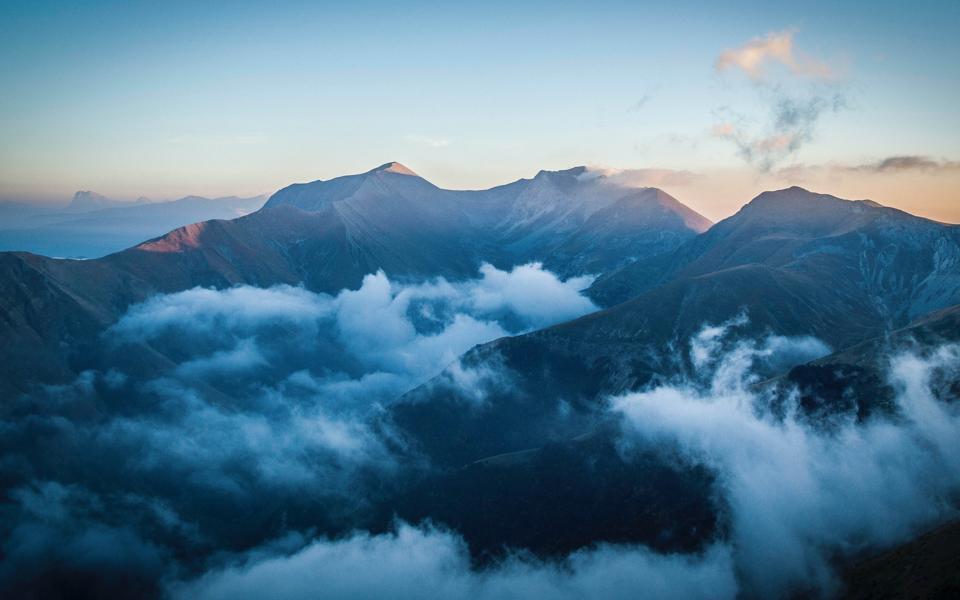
[746,187,889,214]
[71,190,109,203]
[264,162,431,212]
[746,186,846,210]
[728,186,905,238]
[369,162,418,176]
[534,166,588,179]
[67,190,112,212]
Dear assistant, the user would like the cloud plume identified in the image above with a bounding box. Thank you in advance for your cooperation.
[0,263,602,596]
[713,29,847,170]
[3,277,959,599]
[613,318,960,597]
[715,29,835,82]
[170,523,737,600]
[578,166,702,188]
[712,91,847,171]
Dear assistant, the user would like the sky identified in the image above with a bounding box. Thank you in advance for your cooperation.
[0,0,958,222]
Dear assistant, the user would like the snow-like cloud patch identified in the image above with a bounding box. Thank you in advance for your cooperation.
[613,318,960,597]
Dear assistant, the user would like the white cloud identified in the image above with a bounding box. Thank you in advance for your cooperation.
[715,29,834,82]
[88,263,600,493]
[712,30,847,170]
[15,266,960,599]
[577,166,702,189]
[112,285,333,339]
[175,338,266,377]
[712,92,847,171]
[467,262,596,330]
[170,523,737,600]
[613,319,960,597]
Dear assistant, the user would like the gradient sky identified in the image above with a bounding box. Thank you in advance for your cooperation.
[1,0,958,222]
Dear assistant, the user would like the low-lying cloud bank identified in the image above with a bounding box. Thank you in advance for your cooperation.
[615,319,960,597]
[110,261,596,409]
[2,285,959,599]
[155,318,960,600]
[171,524,736,600]
[2,263,599,507]
[0,263,601,596]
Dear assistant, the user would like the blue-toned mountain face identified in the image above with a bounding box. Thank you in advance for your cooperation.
[1,165,959,599]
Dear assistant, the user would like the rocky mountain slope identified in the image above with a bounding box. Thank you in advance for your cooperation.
[591,187,960,324]
[264,162,711,278]
[0,163,709,396]
[376,302,960,568]
[2,170,958,598]
[841,519,960,600]
[385,190,960,468]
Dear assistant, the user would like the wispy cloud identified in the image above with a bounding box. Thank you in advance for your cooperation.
[715,29,835,82]
[171,523,736,600]
[774,155,960,180]
[712,29,847,171]
[580,166,702,187]
[712,92,847,171]
[614,318,960,597]
[847,155,960,173]
[627,92,653,112]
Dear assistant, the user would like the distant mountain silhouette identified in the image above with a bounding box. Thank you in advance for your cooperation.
[0,193,266,257]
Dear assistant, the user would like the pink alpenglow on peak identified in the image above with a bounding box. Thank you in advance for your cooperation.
[371,162,419,176]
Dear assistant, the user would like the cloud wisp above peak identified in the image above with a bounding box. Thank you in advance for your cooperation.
[712,29,849,171]
[576,165,702,188]
[712,90,847,171]
[715,28,836,83]
[627,88,657,113]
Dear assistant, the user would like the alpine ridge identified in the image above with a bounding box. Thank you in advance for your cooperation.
[0,163,710,396]
[384,185,960,470]
[1,165,958,600]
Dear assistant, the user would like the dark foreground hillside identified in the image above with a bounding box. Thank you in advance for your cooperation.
[842,520,960,600]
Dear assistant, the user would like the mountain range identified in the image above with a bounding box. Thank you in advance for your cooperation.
[3,162,958,433]
[379,183,960,459]
[0,163,711,395]
[1,162,958,598]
